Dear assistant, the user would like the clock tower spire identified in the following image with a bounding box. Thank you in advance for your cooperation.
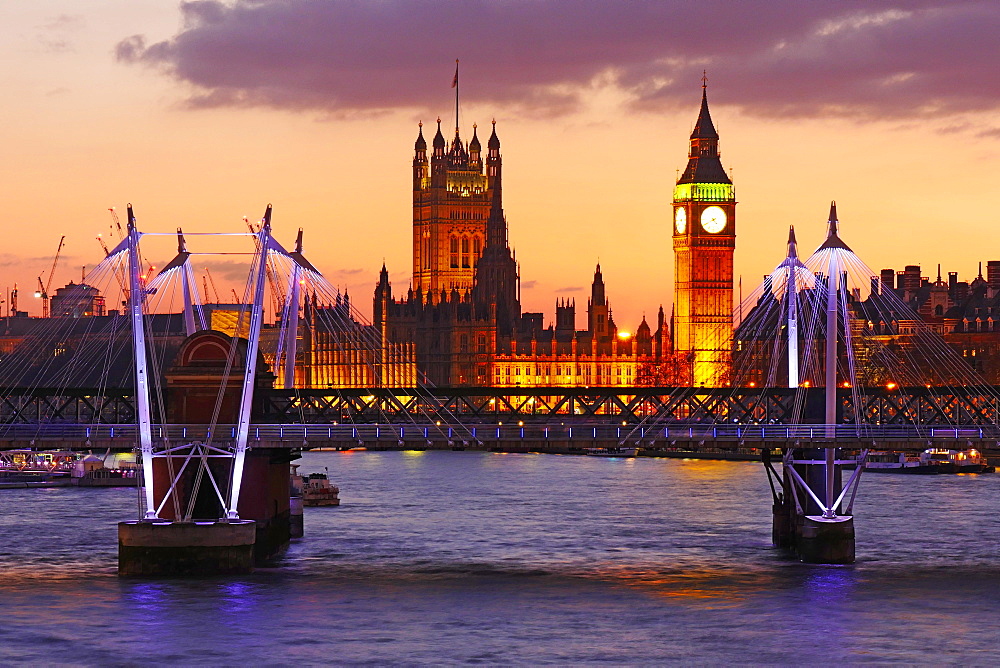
[671,79,736,387]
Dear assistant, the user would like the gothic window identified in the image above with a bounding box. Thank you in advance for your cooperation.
[478,335,487,352]
[473,236,482,268]
[461,236,471,268]
[450,236,459,268]
[935,305,943,316]
[460,334,468,352]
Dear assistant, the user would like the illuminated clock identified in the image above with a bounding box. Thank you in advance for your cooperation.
[674,207,687,234]
[700,206,727,234]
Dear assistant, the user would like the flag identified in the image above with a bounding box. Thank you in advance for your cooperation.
[452,62,458,88]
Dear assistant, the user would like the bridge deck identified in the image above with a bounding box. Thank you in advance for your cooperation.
[1,423,996,451]
[3,386,998,426]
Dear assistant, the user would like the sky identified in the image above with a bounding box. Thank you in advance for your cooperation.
[2,0,999,327]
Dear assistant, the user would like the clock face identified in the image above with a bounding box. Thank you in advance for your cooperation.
[700,206,727,234]
[674,207,686,234]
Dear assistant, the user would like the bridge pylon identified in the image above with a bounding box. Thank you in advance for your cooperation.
[118,205,295,576]
[762,204,865,563]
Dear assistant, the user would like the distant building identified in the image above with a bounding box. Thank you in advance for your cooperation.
[49,282,106,318]
[369,106,682,388]
[734,258,1000,386]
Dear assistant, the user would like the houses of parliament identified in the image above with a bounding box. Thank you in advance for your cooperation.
[369,84,735,388]
[10,83,996,390]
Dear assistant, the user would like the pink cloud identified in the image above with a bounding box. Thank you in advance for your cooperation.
[117,0,999,120]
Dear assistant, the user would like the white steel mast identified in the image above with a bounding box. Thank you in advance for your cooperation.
[127,205,157,519]
[227,205,273,519]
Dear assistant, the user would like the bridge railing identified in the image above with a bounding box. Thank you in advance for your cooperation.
[1,423,998,446]
[3,386,999,426]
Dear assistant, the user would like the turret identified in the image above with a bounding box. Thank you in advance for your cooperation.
[488,119,500,151]
[414,122,427,154]
[588,263,610,339]
[486,120,501,179]
[590,263,606,306]
[430,118,447,187]
[555,298,576,334]
[432,118,446,158]
[469,124,482,169]
[413,121,428,189]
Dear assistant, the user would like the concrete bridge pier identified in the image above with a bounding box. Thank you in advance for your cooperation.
[118,519,256,576]
[763,443,863,564]
[117,443,294,575]
[117,233,294,576]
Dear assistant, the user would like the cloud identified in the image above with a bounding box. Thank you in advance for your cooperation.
[555,286,582,293]
[520,280,537,290]
[0,254,52,269]
[37,14,84,53]
[115,1,1000,122]
[43,14,85,31]
[199,259,253,283]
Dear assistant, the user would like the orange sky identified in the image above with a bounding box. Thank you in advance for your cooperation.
[2,2,998,328]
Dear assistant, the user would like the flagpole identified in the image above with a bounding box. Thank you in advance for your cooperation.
[454,59,460,134]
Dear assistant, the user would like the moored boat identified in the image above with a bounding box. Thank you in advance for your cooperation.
[863,451,939,474]
[585,446,639,458]
[921,448,994,474]
[302,470,340,506]
[861,449,994,474]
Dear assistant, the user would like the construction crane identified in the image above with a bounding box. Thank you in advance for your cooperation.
[108,207,124,240]
[204,268,221,302]
[97,233,130,302]
[245,215,284,317]
[35,236,65,318]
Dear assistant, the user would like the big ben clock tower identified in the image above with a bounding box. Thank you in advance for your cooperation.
[672,80,735,387]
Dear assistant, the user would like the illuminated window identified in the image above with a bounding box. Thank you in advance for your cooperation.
[462,237,471,268]
[450,236,459,268]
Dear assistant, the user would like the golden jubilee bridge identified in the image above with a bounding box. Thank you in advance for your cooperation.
[4,202,999,573]
[1,385,998,449]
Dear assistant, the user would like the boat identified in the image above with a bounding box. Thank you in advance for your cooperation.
[585,446,639,458]
[861,449,994,474]
[1,449,77,487]
[863,451,939,474]
[302,470,340,506]
[920,448,995,474]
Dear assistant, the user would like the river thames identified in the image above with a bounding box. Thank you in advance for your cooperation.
[2,450,999,664]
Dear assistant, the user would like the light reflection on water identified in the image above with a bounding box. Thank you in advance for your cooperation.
[2,451,1000,664]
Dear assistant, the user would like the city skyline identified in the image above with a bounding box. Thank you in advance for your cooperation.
[2,1,998,327]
